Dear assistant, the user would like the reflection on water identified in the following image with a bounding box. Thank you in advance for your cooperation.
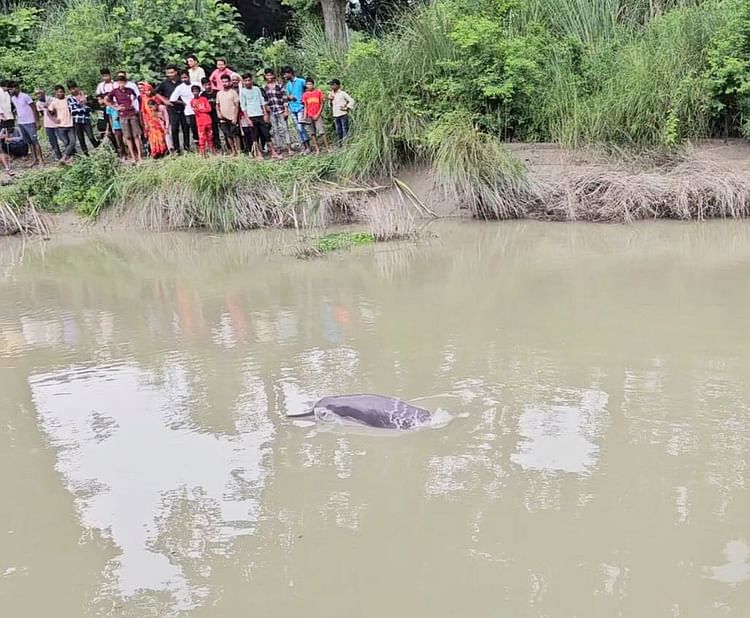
[28,361,273,613]
[3,222,750,616]
[511,388,608,474]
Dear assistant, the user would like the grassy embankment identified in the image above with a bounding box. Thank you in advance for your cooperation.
[2,0,750,236]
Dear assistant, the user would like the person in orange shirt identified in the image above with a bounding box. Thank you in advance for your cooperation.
[190,85,214,155]
[301,77,329,154]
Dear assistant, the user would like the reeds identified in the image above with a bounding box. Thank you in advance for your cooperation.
[110,154,361,232]
[356,194,419,241]
[427,114,539,219]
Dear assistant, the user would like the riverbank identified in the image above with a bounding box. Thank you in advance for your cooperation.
[1,140,749,238]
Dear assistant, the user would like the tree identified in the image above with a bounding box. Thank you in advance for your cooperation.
[320,0,349,47]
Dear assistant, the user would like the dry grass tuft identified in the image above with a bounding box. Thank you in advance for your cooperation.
[356,194,420,241]
[0,202,51,236]
[537,162,750,222]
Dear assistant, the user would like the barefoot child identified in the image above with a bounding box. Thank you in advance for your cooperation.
[302,77,329,154]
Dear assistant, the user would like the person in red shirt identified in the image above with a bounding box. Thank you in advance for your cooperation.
[190,85,214,155]
[105,75,142,162]
[301,77,329,154]
[208,58,238,92]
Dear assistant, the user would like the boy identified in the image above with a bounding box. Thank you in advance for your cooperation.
[190,85,214,155]
[8,81,44,165]
[328,78,354,143]
[201,78,221,151]
[216,74,240,156]
[240,73,279,161]
[47,84,77,163]
[302,78,329,154]
[105,76,141,162]
[35,89,63,161]
[95,68,115,97]
[97,94,123,156]
[282,66,309,153]
[263,68,291,155]
[67,80,100,155]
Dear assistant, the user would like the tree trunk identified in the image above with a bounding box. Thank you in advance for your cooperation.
[320,0,349,48]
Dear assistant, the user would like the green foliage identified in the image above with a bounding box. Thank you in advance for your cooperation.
[0,7,41,81]
[705,0,750,136]
[0,167,66,212]
[446,2,549,135]
[115,0,252,83]
[314,231,375,252]
[0,0,254,92]
[54,146,120,217]
[34,0,119,92]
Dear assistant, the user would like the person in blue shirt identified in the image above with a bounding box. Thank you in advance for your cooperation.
[282,66,310,154]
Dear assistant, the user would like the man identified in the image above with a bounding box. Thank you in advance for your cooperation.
[186,54,206,86]
[302,77,330,154]
[47,84,76,163]
[263,68,291,156]
[216,74,240,156]
[0,79,14,133]
[168,71,197,151]
[157,66,187,153]
[328,78,354,143]
[240,73,277,161]
[282,66,309,153]
[8,82,43,165]
[105,75,141,162]
[201,78,221,151]
[35,89,63,161]
[95,68,115,97]
[209,58,238,92]
[0,80,14,176]
[67,80,100,155]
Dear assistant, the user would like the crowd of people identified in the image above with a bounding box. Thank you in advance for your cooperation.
[0,57,355,174]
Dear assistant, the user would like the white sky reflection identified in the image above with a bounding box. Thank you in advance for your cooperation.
[29,361,274,613]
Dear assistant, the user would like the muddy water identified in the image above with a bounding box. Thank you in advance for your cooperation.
[1,222,750,617]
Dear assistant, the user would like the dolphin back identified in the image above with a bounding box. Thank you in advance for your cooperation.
[313,394,432,430]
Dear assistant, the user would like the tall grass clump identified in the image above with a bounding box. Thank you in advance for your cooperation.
[427,114,537,219]
[528,0,621,46]
[537,2,726,146]
[111,154,347,231]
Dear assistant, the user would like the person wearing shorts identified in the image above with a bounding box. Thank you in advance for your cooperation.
[106,76,142,162]
[301,77,329,154]
[8,82,43,165]
[216,74,240,155]
[240,73,279,160]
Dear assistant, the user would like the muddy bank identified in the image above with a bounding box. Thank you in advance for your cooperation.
[4,140,750,237]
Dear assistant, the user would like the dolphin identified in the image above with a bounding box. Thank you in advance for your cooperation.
[287,394,435,430]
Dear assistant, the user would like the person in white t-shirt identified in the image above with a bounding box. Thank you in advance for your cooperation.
[169,71,197,149]
[186,54,206,86]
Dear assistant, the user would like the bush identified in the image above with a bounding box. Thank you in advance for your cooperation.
[705,0,750,137]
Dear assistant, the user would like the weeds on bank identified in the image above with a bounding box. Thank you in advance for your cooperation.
[295,231,375,259]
